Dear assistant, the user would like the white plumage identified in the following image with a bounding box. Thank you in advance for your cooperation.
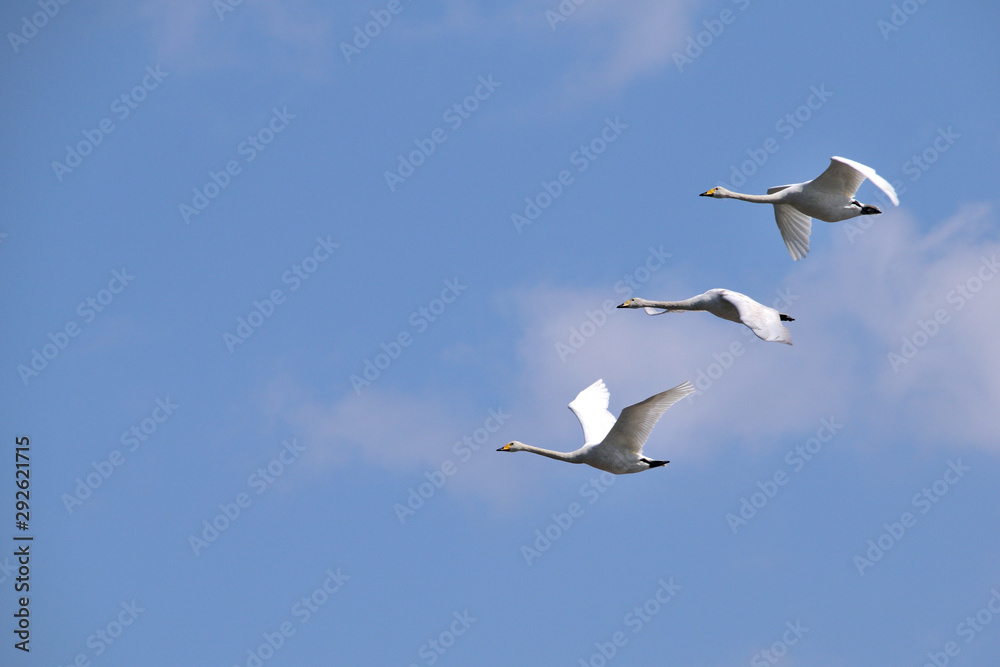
[497,379,694,475]
[701,156,899,260]
[618,289,794,345]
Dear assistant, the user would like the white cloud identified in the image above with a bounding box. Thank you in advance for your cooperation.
[552,0,705,94]
[131,0,713,97]
[134,0,335,77]
[277,202,1000,508]
[846,203,1000,448]
[282,389,459,470]
[513,203,1000,455]
[401,0,710,97]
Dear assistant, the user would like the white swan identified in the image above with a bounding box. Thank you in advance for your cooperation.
[700,156,899,260]
[618,289,794,345]
[497,379,694,475]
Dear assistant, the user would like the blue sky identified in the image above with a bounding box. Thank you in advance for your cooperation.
[2,0,999,665]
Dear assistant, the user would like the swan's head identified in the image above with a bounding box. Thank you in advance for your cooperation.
[497,441,527,452]
[700,187,732,198]
[618,298,637,309]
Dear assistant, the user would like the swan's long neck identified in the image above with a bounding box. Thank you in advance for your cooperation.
[520,444,584,464]
[721,191,781,204]
[634,297,699,310]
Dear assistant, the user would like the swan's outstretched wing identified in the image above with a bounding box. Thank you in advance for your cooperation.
[831,156,899,205]
[720,290,793,345]
[568,379,618,446]
[598,382,694,456]
[773,204,812,261]
[812,157,900,206]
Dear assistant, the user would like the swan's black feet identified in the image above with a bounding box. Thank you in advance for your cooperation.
[780,314,795,322]
[642,458,670,469]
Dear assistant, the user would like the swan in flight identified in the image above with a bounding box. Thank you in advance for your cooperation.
[700,156,899,260]
[618,289,794,345]
[497,379,694,475]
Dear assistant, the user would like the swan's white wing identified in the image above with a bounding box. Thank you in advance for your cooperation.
[767,185,793,194]
[773,204,812,261]
[598,382,694,456]
[830,156,899,206]
[568,379,617,446]
[721,290,793,345]
[810,157,899,206]
[808,157,867,198]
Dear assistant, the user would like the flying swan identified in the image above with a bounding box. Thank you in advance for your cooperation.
[497,379,694,475]
[618,289,794,345]
[700,156,899,260]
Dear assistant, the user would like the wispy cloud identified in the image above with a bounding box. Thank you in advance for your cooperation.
[134,0,335,78]
[132,0,712,98]
[276,202,1000,504]
[281,388,458,470]
[552,0,704,94]
[509,203,1000,455]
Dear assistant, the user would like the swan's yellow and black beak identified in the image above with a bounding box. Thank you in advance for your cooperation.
[497,443,512,452]
[699,188,716,197]
[617,299,633,308]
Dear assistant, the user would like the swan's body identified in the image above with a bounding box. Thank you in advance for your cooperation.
[618,289,794,345]
[497,379,694,475]
[700,156,899,260]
